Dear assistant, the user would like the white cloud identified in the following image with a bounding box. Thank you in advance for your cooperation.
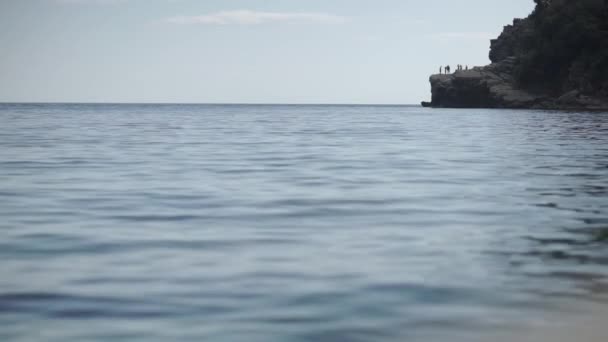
[428,32,497,41]
[55,0,128,4]
[166,10,347,25]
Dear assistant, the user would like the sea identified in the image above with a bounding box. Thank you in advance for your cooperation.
[1,103,607,341]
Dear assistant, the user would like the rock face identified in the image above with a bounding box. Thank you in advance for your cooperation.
[424,0,608,110]
[429,57,543,109]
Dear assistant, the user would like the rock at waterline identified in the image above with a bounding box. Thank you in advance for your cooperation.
[426,58,543,109]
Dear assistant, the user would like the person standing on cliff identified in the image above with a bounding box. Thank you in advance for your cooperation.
[446,65,450,74]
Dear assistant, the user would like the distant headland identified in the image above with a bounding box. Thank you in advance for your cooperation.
[422,0,608,110]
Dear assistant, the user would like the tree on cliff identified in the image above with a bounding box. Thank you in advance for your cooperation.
[511,0,608,97]
[532,0,551,13]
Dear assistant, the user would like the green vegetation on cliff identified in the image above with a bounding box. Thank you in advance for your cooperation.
[492,0,608,98]
[426,0,608,109]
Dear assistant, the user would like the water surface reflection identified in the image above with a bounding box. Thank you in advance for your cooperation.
[0,104,607,341]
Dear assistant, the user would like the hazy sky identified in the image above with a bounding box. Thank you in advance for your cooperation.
[0,0,534,104]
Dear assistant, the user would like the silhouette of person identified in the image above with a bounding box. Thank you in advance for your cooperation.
[440,66,443,74]
[446,65,450,74]
[465,65,468,71]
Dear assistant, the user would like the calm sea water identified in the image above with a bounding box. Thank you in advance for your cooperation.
[1,103,608,341]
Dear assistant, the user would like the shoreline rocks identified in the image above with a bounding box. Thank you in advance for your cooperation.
[422,1,608,111]
[426,57,545,109]
[424,57,608,110]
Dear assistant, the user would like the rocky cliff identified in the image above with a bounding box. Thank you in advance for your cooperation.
[423,0,608,110]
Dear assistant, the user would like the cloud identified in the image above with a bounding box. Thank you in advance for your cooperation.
[55,0,128,4]
[427,32,497,41]
[166,10,347,25]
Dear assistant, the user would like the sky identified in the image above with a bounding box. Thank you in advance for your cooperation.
[0,0,534,104]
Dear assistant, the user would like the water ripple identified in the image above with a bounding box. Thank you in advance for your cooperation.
[1,104,607,341]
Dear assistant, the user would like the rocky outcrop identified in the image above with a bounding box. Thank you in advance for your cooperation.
[423,0,608,110]
[426,65,608,110]
[429,57,544,108]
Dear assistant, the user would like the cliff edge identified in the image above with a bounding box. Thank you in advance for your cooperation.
[424,0,608,110]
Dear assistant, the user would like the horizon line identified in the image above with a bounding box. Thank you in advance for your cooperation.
[0,101,421,106]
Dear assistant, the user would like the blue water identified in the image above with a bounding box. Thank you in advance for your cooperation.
[1,103,608,341]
